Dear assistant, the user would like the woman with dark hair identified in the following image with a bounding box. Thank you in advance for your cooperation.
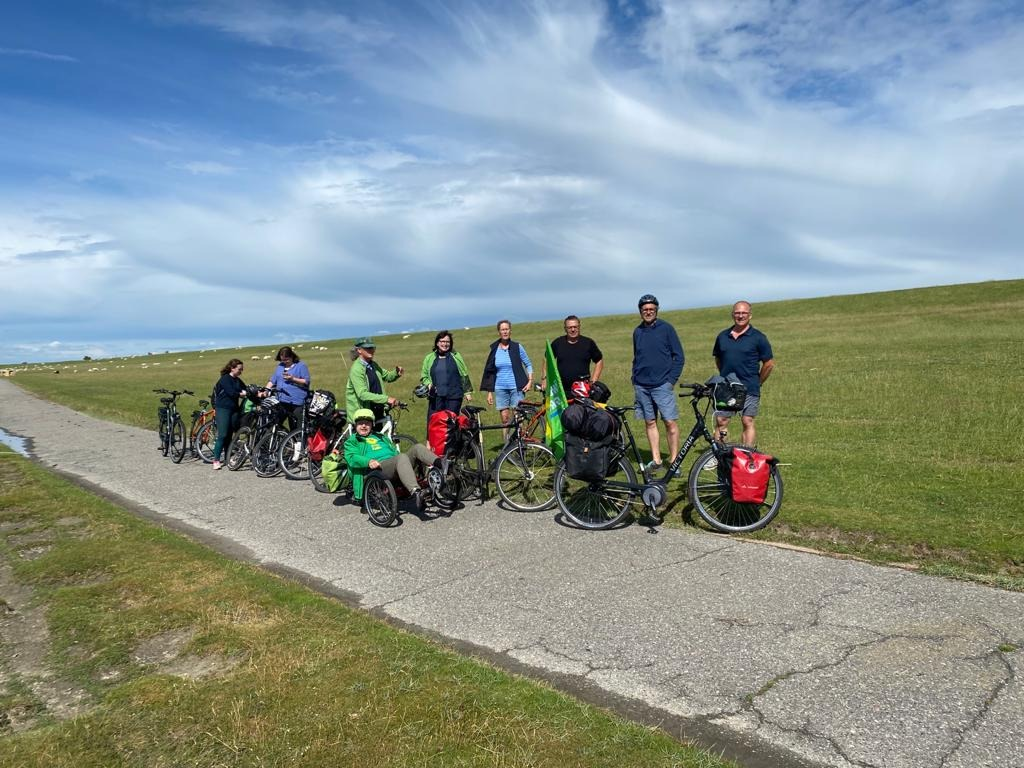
[266,345,311,431]
[420,330,473,421]
[212,358,247,470]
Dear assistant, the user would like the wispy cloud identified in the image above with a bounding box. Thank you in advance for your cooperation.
[0,46,78,63]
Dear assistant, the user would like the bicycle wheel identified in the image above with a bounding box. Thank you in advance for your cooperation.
[554,455,638,530]
[226,427,253,470]
[278,428,310,480]
[253,428,286,477]
[169,416,187,463]
[687,448,783,533]
[159,417,170,457]
[364,475,398,527]
[495,441,557,512]
[450,440,485,500]
[391,433,417,452]
[194,420,218,464]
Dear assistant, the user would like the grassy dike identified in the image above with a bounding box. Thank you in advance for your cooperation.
[8,279,1024,586]
[0,448,732,767]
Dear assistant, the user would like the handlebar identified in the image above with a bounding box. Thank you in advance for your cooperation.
[678,382,710,398]
[152,388,194,397]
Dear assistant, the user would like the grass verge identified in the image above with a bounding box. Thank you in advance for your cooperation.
[0,448,732,768]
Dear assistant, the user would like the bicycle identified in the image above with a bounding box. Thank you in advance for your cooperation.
[439,401,557,512]
[153,388,193,463]
[552,383,783,533]
[308,402,415,495]
[225,387,287,473]
[277,390,336,481]
[186,397,217,463]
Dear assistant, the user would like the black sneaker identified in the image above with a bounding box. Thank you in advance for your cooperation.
[413,488,427,514]
[427,467,444,498]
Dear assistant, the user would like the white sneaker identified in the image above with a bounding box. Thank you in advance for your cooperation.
[213,460,222,470]
[704,457,717,470]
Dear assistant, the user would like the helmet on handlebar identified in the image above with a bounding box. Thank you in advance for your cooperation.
[638,294,659,309]
[413,383,430,399]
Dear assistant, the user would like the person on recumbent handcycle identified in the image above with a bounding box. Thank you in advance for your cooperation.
[343,409,446,513]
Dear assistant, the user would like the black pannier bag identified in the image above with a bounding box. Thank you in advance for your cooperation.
[708,374,747,412]
[561,401,620,481]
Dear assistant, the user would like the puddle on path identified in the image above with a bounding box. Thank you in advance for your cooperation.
[0,428,30,457]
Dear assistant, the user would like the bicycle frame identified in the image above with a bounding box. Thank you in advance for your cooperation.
[598,390,719,510]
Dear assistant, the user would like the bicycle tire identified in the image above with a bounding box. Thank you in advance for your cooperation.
[194,420,218,464]
[159,416,170,457]
[364,475,398,527]
[278,428,310,480]
[169,416,188,463]
[687,447,783,533]
[226,427,253,470]
[391,433,417,452]
[495,441,557,512]
[554,455,638,530]
[253,428,287,478]
[450,440,485,501]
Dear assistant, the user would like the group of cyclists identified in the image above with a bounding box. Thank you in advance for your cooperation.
[206,296,774,513]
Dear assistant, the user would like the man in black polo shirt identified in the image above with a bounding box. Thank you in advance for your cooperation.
[713,301,775,447]
[550,315,604,395]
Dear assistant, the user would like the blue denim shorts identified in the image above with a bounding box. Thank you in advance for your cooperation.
[634,382,678,421]
[494,387,524,410]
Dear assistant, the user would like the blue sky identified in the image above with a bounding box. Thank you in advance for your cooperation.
[2,0,1022,362]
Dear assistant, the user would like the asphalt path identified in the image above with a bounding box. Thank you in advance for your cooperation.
[1,379,1021,768]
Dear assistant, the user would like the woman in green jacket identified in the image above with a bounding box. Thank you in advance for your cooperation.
[420,330,473,422]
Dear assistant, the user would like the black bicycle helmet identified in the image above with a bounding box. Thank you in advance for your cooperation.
[638,294,659,309]
[413,383,430,399]
[590,380,611,404]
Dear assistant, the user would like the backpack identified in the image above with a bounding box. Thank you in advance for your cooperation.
[563,433,619,481]
[561,401,618,441]
[561,401,621,481]
[307,429,328,461]
[727,447,775,504]
[320,451,346,493]
[428,409,468,457]
[709,374,747,412]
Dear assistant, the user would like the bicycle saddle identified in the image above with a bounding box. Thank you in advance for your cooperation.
[462,405,487,415]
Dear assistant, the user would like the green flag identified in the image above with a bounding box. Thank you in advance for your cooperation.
[544,341,568,460]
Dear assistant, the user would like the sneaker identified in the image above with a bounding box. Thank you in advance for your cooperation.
[212,460,222,470]
[427,467,444,497]
[704,457,718,470]
[413,488,427,514]
[646,460,664,473]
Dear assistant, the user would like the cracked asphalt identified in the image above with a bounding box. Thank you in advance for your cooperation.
[2,379,1021,768]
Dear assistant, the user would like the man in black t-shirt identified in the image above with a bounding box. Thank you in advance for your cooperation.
[550,315,604,395]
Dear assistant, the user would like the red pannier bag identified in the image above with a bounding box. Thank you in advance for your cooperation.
[729,447,775,504]
[307,429,328,461]
[428,410,468,457]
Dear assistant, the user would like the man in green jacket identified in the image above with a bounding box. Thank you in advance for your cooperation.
[343,409,440,507]
[345,337,402,420]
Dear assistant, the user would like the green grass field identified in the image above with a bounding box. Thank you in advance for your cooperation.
[0,449,732,767]
[7,279,1024,586]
